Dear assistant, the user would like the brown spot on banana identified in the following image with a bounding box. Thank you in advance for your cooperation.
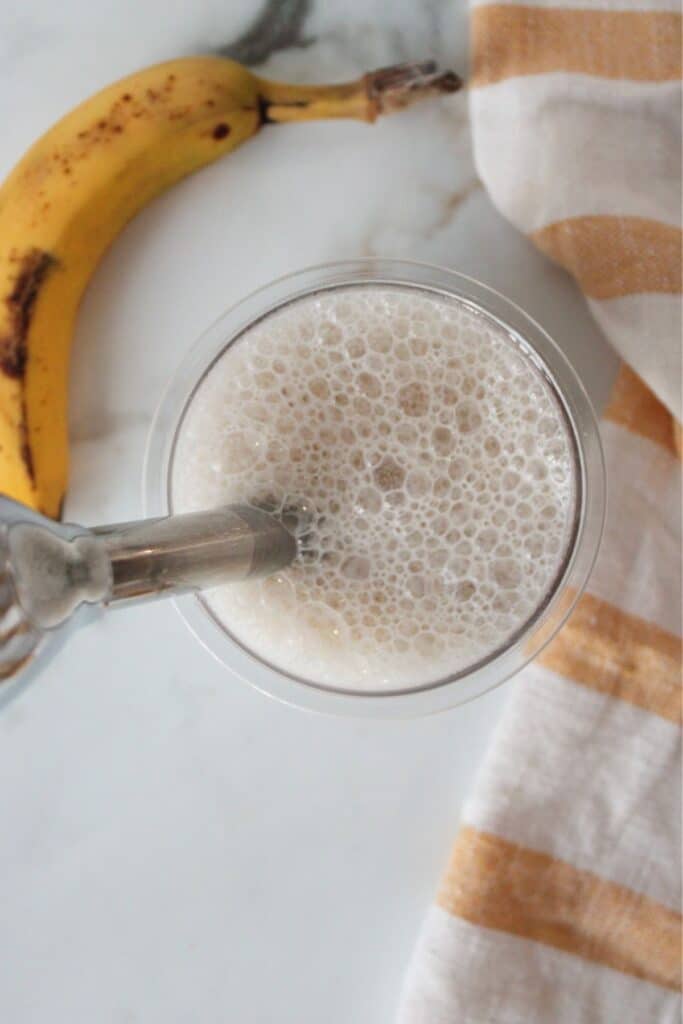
[19,405,35,484]
[0,249,56,380]
[212,122,231,140]
[1,249,56,486]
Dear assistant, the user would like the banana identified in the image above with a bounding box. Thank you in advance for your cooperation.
[0,58,460,519]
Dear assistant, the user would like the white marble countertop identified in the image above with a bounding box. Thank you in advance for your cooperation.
[0,2,618,1021]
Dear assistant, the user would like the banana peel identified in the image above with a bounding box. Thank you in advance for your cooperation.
[0,58,460,518]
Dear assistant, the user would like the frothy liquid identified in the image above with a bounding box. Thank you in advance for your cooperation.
[172,286,577,691]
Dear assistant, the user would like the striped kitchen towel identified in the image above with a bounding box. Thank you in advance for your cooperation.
[398,1,682,1021]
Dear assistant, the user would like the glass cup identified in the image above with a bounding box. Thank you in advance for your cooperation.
[144,259,605,717]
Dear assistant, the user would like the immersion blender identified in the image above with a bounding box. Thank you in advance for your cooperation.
[0,496,300,680]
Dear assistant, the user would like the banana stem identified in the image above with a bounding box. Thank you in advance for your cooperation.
[255,60,462,125]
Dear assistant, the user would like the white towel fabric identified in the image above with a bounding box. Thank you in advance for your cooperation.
[398,1,682,1020]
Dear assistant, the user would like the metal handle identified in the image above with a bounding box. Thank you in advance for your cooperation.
[0,500,298,644]
[95,505,297,602]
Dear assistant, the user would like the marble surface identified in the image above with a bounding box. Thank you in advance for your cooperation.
[0,2,618,1022]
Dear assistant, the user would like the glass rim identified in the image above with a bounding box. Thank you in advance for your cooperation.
[143,258,606,718]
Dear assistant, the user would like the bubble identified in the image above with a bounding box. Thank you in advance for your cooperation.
[355,487,382,516]
[405,469,430,498]
[341,556,371,581]
[385,490,406,508]
[546,535,562,555]
[433,515,449,536]
[255,370,277,389]
[396,422,419,446]
[477,527,498,553]
[493,591,517,614]
[320,322,342,346]
[265,438,287,464]
[301,602,347,646]
[414,632,444,657]
[368,327,393,353]
[373,456,406,492]
[260,573,296,613]
[398,382,430,417]
[345,336,365,359]
[219,429,269,473]
[358,372,382,398]
[454,399,482,434]
[243,400,272,423]
[448,457,467,482]
[529,459,548,481]
[524,532,544,557]
[450,556,471,576]
[432,426,455,455]
[428,548,449,569]
[309,377,330,400]
[491,558,522,589]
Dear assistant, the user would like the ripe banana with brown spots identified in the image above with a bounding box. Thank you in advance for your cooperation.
[0,58,460,518]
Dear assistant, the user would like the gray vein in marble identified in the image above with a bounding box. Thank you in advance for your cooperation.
[216,0,314,66]
[358,175,481,257]
[421,179,482,240]
[306,0,457,68]
[208,0,465,94]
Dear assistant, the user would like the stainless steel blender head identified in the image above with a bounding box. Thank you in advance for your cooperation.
[0,496,300,681]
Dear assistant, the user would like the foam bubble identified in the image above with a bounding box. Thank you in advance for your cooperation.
[172,286,577,690]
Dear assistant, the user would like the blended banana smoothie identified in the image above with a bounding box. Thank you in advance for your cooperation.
[172,286,577,691]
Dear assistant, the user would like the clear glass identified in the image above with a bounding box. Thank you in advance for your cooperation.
[144,259,605,717]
